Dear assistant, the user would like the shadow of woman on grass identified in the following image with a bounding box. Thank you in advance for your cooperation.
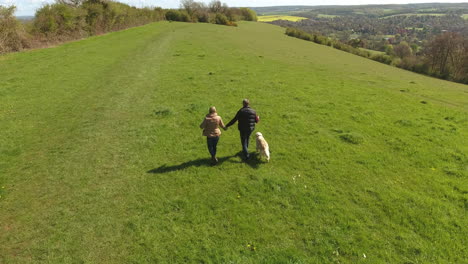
[147,155,235,174]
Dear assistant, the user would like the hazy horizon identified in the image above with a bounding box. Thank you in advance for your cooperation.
[3,0,468,16]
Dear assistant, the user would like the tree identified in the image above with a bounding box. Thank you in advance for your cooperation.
[384,44,394,56]
[180,0,205,22]
[209,0,223,13]
[394,41,412,58]
[425,32,467,81]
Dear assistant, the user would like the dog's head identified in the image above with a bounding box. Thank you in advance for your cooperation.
[256,132,263,137]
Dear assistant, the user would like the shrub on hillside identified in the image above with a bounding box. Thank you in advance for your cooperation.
[82,1,105,34]
[179,11,191,22]
[32,1,165,38]
[370,53,392,64]
[0,6,29,53]
[214,13,228,25]
[227,21,238,27]
[33,3,87,37]
[397,56,429,74]
[196,10,210,22]
[165,10,182,21]
[239,8,257,21]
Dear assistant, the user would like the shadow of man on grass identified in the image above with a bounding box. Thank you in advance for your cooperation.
[227,151,263,169]
[147,155,235,174]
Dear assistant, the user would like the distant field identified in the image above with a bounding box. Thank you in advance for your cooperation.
[317,14,339,18]
[258,15,308,22]
[1,21,466,263]
[383,13,445,18]
[462,14,468,19]
[405,27,424,31]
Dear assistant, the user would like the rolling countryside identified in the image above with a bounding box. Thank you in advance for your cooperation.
[1,21,467,263]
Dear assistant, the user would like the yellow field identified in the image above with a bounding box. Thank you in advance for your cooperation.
[258,15,308,22]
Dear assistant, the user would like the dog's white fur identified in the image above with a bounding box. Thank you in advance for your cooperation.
[255,132,270,162]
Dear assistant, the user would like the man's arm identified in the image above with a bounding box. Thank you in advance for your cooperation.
[254,110,259,123]
[225,110,239,128]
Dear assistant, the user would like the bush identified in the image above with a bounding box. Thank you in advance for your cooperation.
[0,6,29,53]
[179,11,191,22]
[165,10,182,21]
[83,2,105,34]
[196,10,210,23]
[397,56,429,74]
[214,13,228,25]
[370,53,393,65]
[226,21,237,27]
[239,8,257,21]
[33,4,86,36]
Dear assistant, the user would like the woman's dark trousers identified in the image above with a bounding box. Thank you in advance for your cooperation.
[207,136,220,158]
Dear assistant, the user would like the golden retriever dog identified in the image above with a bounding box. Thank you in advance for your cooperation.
[255,132,270,162]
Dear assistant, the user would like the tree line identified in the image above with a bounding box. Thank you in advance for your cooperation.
[285,27,468,84]
[0,0,257,54]
[271,14,467,51]
[166,0,257,26]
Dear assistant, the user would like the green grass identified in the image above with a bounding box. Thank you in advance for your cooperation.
[258,15,308,22]
[1,21,467,263]
[462,14,468,20]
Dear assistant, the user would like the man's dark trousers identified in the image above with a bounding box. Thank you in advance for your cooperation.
[240,129,253,159]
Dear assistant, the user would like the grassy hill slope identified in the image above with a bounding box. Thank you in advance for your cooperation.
[0,21,466,263]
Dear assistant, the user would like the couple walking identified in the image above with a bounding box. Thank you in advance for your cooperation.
[199,99,259,164]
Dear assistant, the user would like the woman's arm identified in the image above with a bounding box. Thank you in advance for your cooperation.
[219,117,226,129]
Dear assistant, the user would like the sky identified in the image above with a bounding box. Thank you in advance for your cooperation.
[2,0,467,16]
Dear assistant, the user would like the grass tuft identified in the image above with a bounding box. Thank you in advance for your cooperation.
[339,133,364,144]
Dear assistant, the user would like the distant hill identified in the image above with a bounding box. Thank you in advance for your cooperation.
[16,16,34,21]
[251,3,468,17]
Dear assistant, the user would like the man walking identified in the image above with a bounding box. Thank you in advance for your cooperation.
[226,99,259,160]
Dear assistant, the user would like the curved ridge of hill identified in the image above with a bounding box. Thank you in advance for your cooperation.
[0,21,466,263]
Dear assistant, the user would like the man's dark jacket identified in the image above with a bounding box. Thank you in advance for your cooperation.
[226,106,257,131]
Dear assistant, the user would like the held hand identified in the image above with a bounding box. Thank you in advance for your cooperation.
[223,127,228,131]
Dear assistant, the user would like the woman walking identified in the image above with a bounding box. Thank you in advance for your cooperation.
[200,106,226,164]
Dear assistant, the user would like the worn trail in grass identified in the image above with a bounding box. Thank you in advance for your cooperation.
[0,21,467,263]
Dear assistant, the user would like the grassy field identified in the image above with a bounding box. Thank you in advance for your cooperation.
[462,14,468,20]
[258,15,308,22]
[1,21,467,263]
